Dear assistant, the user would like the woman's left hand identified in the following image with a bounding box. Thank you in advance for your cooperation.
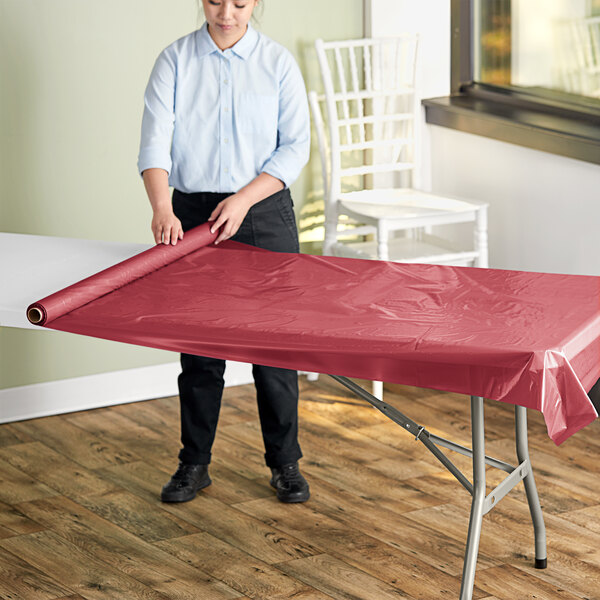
[208,193,253,244]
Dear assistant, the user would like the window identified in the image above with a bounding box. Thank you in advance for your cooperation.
[477,0,600,98]
[423,0,600,165]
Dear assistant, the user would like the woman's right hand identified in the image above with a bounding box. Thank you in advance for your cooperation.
[142,169,182,245]
[151,209,183,245]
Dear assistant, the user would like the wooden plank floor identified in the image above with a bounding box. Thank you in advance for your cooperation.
[0,377,599,600]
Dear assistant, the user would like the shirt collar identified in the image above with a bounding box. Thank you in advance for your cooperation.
[196,22,258,60]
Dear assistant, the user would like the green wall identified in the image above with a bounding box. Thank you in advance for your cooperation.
[0,0,363,389]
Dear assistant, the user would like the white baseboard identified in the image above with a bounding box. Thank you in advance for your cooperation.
[0,361,254,424]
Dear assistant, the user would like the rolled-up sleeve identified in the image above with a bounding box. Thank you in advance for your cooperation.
[261,53,310,188]
[137,50,176,176]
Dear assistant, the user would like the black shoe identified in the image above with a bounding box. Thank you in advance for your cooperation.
[161,462,211,503]
[270,462,310,503]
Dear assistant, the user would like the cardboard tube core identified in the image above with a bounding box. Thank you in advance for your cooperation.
[27,307,44,324]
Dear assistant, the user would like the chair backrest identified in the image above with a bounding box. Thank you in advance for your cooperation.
[315,36,419,200]
[571,17,600,97]
[556,17,600,97]
[571,17,600,72]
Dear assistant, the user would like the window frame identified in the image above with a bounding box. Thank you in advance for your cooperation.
[422,0,600,165]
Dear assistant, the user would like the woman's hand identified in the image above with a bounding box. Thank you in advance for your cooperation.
[208,193,253,244]
[151,208,184,245]
[208,173,284,244]
[143,169,182,245]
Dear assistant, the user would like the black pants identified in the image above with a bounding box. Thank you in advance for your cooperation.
[172,187,302,468]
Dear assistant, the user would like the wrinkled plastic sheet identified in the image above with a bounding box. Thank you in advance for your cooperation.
[28,223,600,445]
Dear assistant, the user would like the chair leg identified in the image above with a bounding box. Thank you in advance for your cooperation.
[323,198,339,256]
[377,221,389,261]
[515,406,547,569]
[474,206,488,268]
[460,396,486,600]
[372,380,383,400]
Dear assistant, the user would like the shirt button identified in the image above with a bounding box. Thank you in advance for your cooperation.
[224,138,229,144]
[224,167,229,173]
[224,79,229,84]
[224,107,229,112]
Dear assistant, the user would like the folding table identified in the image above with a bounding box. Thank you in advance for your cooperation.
[9,224,600,599]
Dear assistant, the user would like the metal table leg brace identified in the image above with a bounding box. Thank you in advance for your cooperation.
[329,375,547,600]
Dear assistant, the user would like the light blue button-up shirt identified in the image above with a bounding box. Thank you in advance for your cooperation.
[138,23,310,193]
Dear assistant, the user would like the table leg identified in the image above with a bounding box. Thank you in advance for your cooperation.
[515,405,547,569]
[328,377,548,595]
[460,396,486,600]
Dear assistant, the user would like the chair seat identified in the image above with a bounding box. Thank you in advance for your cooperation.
[331,234,480,266]
[338,188,486,225]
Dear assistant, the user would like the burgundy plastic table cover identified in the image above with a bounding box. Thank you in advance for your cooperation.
[27,223,600,445]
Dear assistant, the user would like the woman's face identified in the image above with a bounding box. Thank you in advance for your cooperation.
[202,0,259,49]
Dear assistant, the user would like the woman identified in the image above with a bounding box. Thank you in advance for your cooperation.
[138,0,310,503]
